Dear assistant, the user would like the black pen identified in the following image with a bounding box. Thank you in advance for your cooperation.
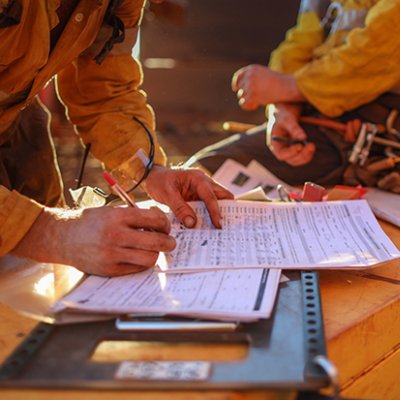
[271,136,308,145]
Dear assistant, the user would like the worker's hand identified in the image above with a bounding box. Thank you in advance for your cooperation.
[232,65,305,110]
[12,206,176,277]
[268,103,316,166]
[141,165,234,229]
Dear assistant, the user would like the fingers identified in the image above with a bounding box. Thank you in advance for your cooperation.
[110,264,149,277]
[192,176,234,229]
[279,115,307,141]
[232,67,258,110]
[91,247,159,277]
[232,65,258,91]
[231,67,245,91]
[168,194,198,228]
[107,228,176,253]
[273,142,316,166]
[238,95,258,111]
[114,247,159,269]
[195,181,222,228]
[287,143,316,166]
[210,181,235,200]
[236,83,259,111]
[162,171,233,229]
[118,206,171,234]
[90,227,176,277]
[141,166,233,229]
[268,108,315,166]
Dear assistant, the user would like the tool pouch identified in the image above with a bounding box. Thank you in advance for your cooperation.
[301,93,400,193]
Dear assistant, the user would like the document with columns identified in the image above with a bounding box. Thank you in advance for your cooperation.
[157,199,400,273]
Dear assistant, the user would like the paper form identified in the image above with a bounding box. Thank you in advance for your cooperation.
[157,199,400,273]
[55,268,281,321]
[212,159,300,198]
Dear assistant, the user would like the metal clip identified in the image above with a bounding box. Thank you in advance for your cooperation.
[314,355,341,399]
[359,123,378,166]
[349,122,378,165]
[276,184,293,202]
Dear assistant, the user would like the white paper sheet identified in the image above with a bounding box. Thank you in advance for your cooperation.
[212,159,264,196]
[365,188,400,228]
[157,199,400,273]
[55,268,281,322]
[212,159,300,198]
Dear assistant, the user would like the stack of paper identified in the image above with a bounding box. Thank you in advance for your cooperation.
[54,268,281,322]
[53,160,400,323]
[54,199,399,322]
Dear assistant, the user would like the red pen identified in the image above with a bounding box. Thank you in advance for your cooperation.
[103,171,136,208]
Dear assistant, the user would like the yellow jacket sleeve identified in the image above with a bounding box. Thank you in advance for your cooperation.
[269,11,324,74]
[57,0,167,181]
[295,0,400,116]
[0,186,43,256]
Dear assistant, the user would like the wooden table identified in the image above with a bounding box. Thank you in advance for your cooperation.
[321,221,400,399]
[0,221,399,400]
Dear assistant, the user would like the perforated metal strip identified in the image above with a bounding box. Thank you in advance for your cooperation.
[301,270,328,380]
[0,322,54,379]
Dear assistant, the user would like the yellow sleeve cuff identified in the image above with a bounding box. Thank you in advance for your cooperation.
[0,187,44,256]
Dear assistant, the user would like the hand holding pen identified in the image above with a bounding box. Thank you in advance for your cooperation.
[267,103,316,166]
[271,136,308,146]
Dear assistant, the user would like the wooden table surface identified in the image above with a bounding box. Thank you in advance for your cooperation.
[0,221,399,400]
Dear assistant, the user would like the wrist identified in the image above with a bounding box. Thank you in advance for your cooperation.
[275,102,303,117]
[12,207,82,265]
[136,164,165,192]
[282,75,306,103]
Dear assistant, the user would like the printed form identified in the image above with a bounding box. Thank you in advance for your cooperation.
[157,199,400,273]
[56,268,281,321]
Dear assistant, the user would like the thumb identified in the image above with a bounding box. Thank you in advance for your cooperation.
[281,113,307,140]
[169,196,197,228]
[231,68,244,91]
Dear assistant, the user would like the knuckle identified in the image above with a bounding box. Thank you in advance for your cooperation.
[192,168,205,179]
[111,206,128,220]
[161,217,171,233]
[104,229,123,244]
[174,202,189,216]
[149,208,171,232]
[160,235,176,251]
[145,251,159,267]
[100,246,117,262]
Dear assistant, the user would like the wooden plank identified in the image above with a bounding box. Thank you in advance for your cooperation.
[341,343,400,400]
[0,304,36,363]
[0,388,296,400]
[321,220,400,386]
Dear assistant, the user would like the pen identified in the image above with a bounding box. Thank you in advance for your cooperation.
[271,136,308,146]
[103,171,136,208]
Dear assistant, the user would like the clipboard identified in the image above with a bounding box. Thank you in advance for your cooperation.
[0,270,331,392]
